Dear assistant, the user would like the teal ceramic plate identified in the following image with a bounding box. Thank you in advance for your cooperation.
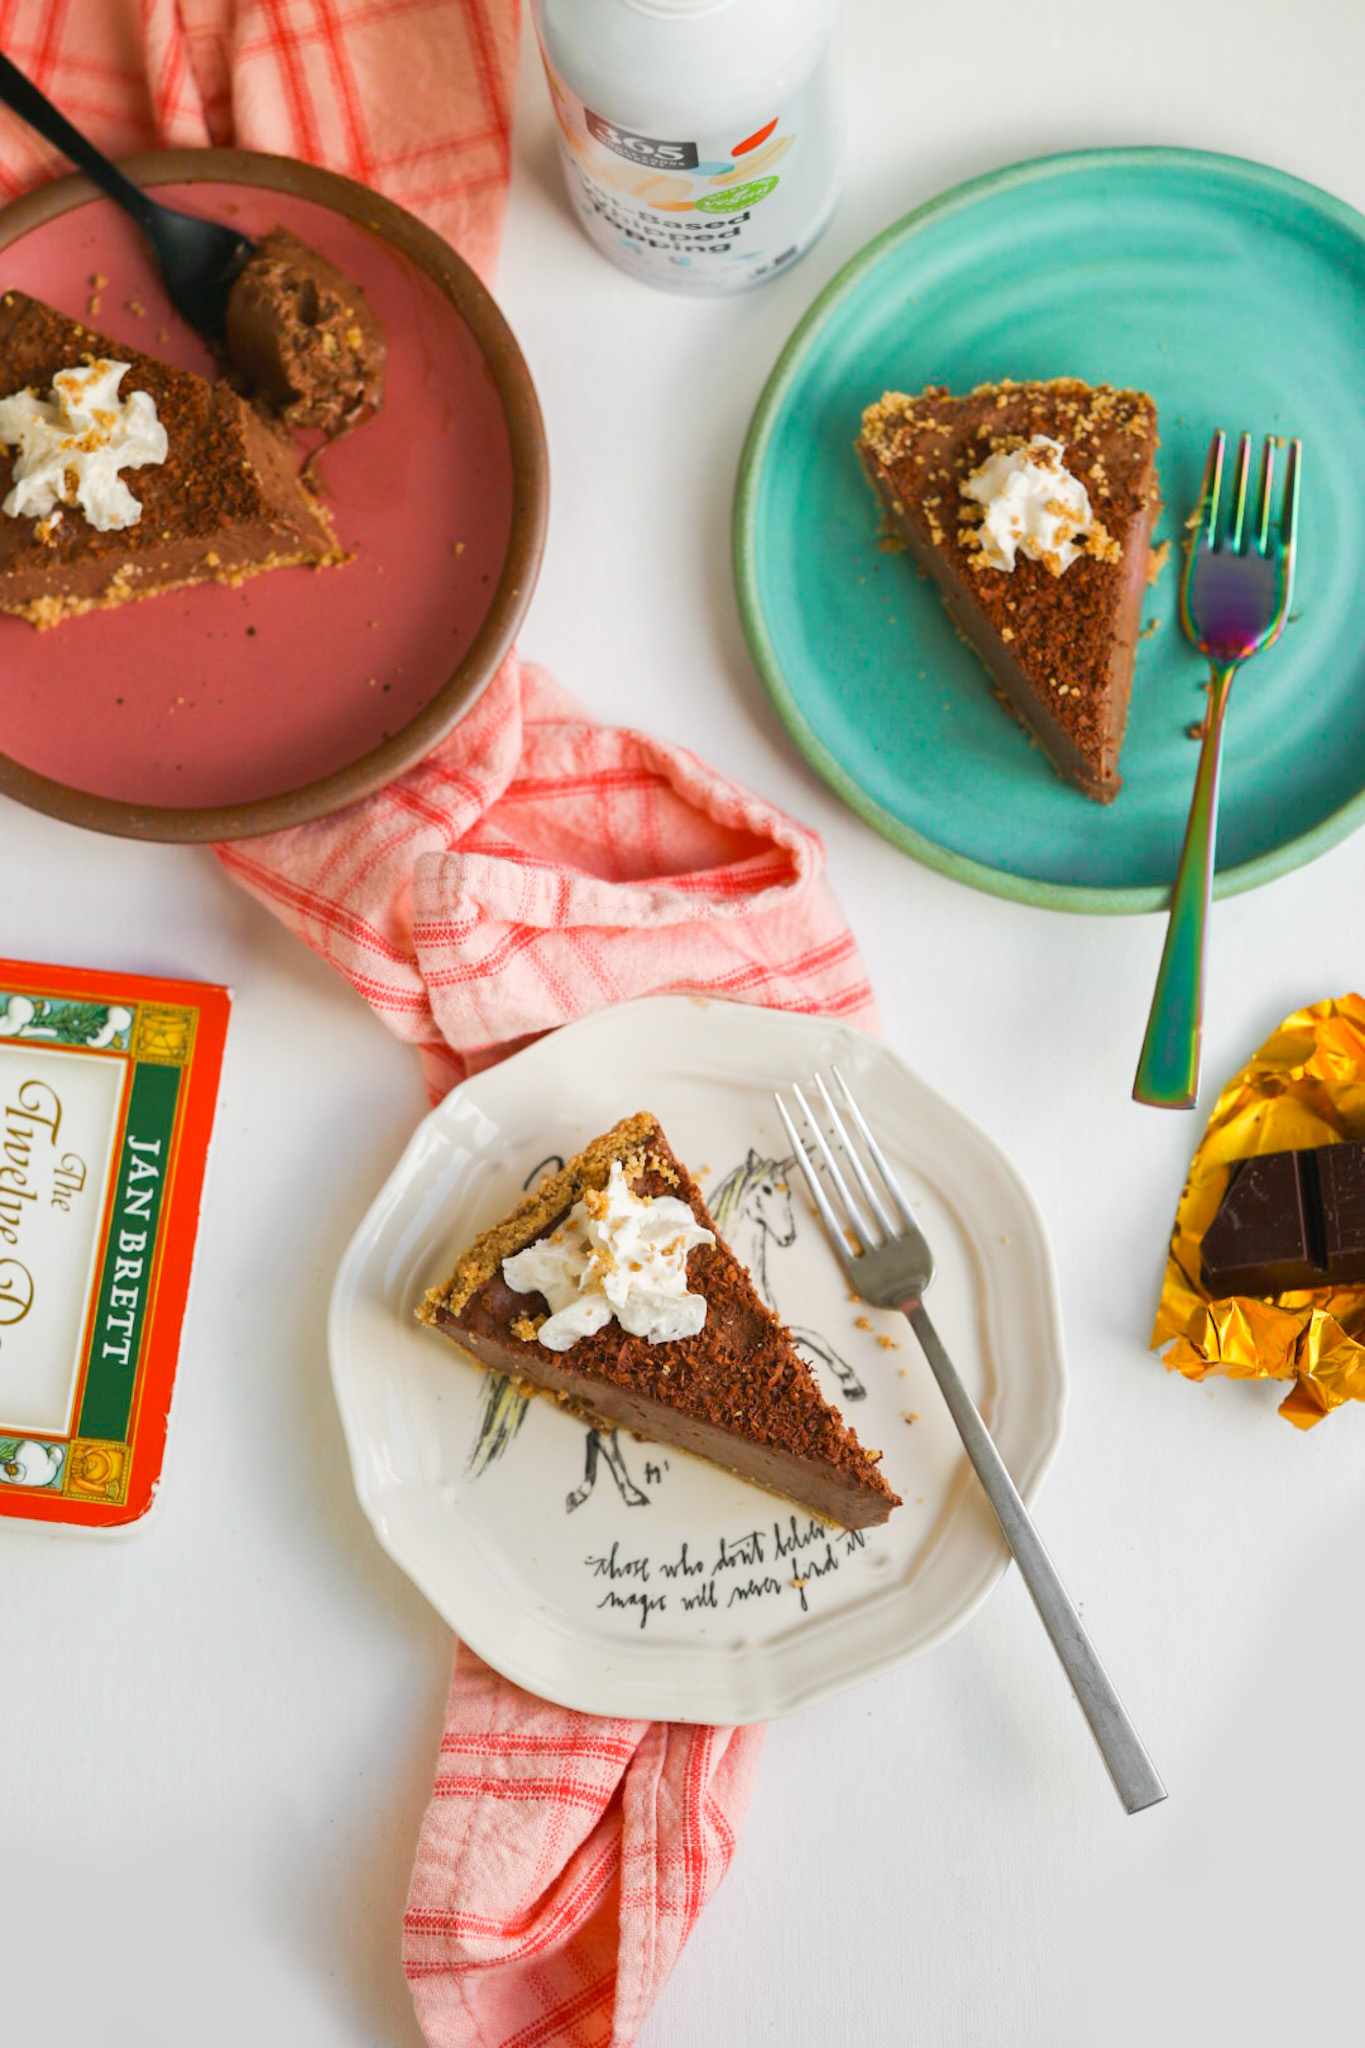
[734,148,1365,912]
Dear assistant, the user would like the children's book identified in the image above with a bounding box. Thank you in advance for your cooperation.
[0,961,229,1529]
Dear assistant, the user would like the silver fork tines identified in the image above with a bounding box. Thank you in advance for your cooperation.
[776,1069,1166,1816]
[813,1073,897,1240]
[828,1070,919,1235]
[777,1069,931,1300]
[788,1081,878,1249]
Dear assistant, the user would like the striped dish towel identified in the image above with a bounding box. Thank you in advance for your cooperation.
[218,657,875,1101]
[406,1644,766,2048]
[0,0,519,282]
[0,8,874,2044]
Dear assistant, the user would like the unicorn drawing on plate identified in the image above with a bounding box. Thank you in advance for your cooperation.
[461,1138,865,1510]
[466,1369,649,1511]
[708,1150,866,1405]
[463,1155,650,1514]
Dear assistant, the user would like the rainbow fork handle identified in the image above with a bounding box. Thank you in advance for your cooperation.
[1132,662,1238,1109]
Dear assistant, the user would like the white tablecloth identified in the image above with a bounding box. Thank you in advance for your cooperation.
[5,4,1364,2041]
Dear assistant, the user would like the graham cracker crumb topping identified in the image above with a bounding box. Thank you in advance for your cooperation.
[419,1113,659,1321]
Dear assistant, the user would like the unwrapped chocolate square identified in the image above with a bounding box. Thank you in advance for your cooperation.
[1199,1150,1324,1295]
[1198,1138,1365,1298]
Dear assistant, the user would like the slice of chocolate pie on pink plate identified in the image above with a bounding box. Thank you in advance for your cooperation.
[0,288,342,628]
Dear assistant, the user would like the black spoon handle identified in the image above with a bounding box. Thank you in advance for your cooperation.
[0,50,157,232]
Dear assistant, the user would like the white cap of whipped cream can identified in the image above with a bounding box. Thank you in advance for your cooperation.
[531,0,843,295]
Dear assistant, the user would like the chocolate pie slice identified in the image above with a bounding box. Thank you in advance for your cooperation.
[419,1113,900,1529]
[857,378,1161,802]
[0,289,342,629]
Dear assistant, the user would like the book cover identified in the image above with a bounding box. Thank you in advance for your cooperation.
[0,961,229,1529]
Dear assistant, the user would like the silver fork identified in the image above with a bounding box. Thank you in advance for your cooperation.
[775,1070,1167,1816]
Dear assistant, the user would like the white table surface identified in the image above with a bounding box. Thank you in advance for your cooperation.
[5,4,1365,2041]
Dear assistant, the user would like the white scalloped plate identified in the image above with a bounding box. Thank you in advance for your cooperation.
[328,997,1067,1723]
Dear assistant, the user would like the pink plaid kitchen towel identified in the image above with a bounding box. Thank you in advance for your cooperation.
[405,1643,767,2048]
[0,0,518,281]
[216,656,876,1100]
[0,7,875,2044]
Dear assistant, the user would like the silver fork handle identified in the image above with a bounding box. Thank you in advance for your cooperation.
[904,1299,1167,1815]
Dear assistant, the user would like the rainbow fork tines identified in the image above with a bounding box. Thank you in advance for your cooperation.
[1134,428,1303,1110]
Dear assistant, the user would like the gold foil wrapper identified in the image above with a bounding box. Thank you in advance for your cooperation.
[1152,994,1365,1428]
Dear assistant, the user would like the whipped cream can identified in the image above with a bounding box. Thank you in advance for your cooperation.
[532,0,842,295]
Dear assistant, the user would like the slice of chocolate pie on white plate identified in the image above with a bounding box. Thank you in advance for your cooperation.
[419,1111,900,1529]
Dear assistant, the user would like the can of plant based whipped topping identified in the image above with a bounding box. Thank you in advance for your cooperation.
[532,0,843,295]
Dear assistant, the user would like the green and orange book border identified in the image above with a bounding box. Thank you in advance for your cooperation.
[0,961,229,1529]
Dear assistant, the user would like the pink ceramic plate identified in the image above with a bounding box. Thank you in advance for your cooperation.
[0,151,547,840]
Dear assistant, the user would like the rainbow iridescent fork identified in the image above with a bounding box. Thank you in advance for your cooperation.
[1132,430,1302,1109]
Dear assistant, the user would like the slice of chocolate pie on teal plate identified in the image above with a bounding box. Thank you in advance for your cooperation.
[858,377,1161,802]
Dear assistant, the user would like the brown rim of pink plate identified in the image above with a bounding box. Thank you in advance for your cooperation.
[0,147,549,843]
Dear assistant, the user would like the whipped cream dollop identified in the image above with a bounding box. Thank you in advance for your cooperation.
[961,434,1096,575]
[0,359,168,532]
[502,1159,715,1352]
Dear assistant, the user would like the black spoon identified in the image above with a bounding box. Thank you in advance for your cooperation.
[0,48,253,339]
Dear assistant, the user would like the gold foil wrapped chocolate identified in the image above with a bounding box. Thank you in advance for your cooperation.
[1152,994,1365,1427]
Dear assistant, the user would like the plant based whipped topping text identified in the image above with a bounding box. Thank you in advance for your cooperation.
[502,1159,714,1350]
[0,359,169,532]
[961,434,1097,575]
